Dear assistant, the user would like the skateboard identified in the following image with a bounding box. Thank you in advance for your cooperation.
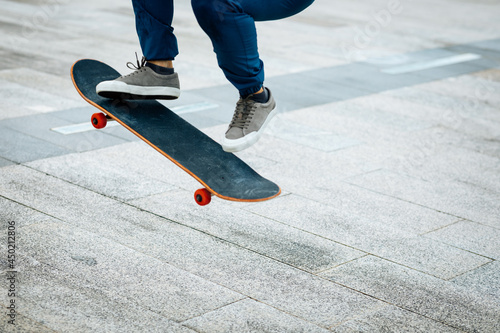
[71,59,281,206]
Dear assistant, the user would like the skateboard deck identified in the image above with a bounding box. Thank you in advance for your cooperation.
[71,59,280,205]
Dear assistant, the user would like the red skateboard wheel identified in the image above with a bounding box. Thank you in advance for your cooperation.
[91,112,107,129]
[194,188,212,206]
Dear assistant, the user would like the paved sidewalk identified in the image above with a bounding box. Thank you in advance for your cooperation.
[1,0,500,332]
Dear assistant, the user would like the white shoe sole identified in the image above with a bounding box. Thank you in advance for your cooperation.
[96,80,180,99]
[221,106,279,153]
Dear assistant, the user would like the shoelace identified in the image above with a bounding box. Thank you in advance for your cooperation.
[126,52,147,70]
[229,98,258,129]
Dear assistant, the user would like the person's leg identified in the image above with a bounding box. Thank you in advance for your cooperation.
[132,0,178,63]
[191,0,314,97]
[192,0,314,152]
[191,0,261,97]
[96,0,180,100]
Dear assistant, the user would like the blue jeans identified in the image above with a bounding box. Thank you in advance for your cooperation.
[132,0,314,96]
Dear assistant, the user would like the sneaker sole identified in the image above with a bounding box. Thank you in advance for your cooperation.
[221,105,279,153]
[96,81,180,100]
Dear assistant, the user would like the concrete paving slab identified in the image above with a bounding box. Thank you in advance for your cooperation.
[48,106,146,143]
[267,117,362,152]
[49,107,100,124]
[345,88,497,135]
[0,79,80,121]
[371,49,463,68]
[383,86,500,138]
[458,134,500,159]
[0,45,66,78]
[0,165,383,329]
[331,304,461,333]
[319,108,497,182]
[26,146,176,201]
[285,182,459,235]
[306,64,426,93]
[175,57,229,91]
[474,67,500,82]
[0,156,14,168]
[0,262,196,333]
[48,106,140,144]
[131,189,366,273]
[245,195,490,280]
[0,125,71,163]
[424,220,500,259]
[183,85,239,123]
[419,73,500,109]
[0,197,54,230]
[451,260,500,303]
[14,221,245,322]
[231,132,379,193]
[0,67,80,101]
[334,103,432,133]
[412,58,498,81]
[258,18,347,69]
[346,169,500,228]
[1,112,129,153]
[393,146,500,194]
[320,256,500,333]
[178,112,225,129]
[470,38,500,53]
[284,100,433,140]
[367,236,491,280]
[0,307,57,333]
[0,165,127,225]
[447,44,500,63]
[266,114,440,183]
[183,298,330,333]
[268,73,372,107]
[25,141,202,195]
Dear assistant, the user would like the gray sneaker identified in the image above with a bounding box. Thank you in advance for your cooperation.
[96,56,180,100]
[221,88,277,153]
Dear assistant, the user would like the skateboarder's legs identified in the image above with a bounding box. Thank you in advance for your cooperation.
[133,0,314,96]
[97,0,314,152]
